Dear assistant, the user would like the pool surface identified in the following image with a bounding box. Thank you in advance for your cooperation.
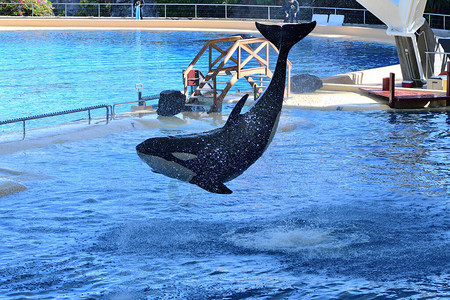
[1,30,449,299]
[1,108,449,298]
[0,30,398,121]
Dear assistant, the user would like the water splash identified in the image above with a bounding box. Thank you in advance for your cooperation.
[227,225,368,254]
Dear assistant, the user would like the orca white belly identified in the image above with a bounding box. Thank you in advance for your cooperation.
[137,152,196,182]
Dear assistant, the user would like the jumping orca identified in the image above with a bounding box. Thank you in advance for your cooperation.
[136,21,316,194]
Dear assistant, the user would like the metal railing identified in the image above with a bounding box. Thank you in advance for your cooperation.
[0,104,112,140]
[424,13,449,31]
[1,2,449,30]
[425,51,450,79]
[112,95,158,116]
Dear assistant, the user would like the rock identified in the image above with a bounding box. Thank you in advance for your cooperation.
[291,74,323,93]
[157,90,186,116]
[0,179,27,197]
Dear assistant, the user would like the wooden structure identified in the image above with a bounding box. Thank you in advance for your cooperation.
[182,35,291,112]
[360,62,450,109]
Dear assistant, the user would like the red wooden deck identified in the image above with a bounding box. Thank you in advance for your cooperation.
[360,62,450,109]
[360,88,449,108]
[361,88,449,100]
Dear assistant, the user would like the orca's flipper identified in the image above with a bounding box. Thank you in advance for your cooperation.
[224,94,249,128]
[255,21,317,51]
[190,176,233,194]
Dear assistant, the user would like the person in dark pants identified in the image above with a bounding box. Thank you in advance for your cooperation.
[284,0,299,23]
[134,0,144,19]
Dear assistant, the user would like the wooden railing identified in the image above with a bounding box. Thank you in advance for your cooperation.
[183,36,291,112]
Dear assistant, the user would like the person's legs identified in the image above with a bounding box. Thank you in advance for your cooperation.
[288,12,294,23]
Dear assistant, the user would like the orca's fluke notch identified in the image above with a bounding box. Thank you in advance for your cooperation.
[255,21,316,50]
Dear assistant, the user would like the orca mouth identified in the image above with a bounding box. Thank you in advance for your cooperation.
[136,151,145,160]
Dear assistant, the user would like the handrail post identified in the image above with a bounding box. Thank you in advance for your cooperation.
[266,41,269,75]
[98,3,100,17]
[22,121,26,140]
[225,4,227,19]
[209,44,212,72]
[446,61,450,106]
[195,4,197,18]
[65,3,67,17]
[213,75,217,108]
[164,4,166,18]
[268,6,270,20]
[287,65,291,98]
[106,106,110,123]
[237,44,241,79]
[183,70,188,97]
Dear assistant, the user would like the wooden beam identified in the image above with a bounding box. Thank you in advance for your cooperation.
[238,67,268,78]
[211,42,239,66]
[186,36,292,111]
[240,42,268,68]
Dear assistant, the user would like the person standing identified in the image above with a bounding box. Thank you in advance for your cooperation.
[284,0,299,23]
[134,0,144,20]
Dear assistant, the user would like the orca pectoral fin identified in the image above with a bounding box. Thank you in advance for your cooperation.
[190,176,233,194]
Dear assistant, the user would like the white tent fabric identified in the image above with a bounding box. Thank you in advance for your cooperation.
[356,0,427,36]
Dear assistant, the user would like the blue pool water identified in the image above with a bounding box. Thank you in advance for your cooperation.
[1,109,449,298]
[1,30,449,299]
[0,30,398,122]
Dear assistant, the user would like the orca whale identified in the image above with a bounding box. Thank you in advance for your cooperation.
[136,21,317,194]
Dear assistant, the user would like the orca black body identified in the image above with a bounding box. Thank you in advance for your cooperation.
[136,21,316,194]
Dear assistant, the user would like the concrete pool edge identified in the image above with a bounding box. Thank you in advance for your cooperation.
[0,18,395,43]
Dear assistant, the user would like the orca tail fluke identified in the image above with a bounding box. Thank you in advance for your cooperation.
[255,21,316,51]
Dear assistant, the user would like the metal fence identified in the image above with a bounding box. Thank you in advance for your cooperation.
[0,2,449,30]
[0,104,112,140]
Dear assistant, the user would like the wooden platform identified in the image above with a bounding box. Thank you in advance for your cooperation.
[360,67,450,109]
[360,88,449,108]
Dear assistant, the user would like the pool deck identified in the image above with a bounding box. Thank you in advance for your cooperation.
[0,18,394,43]
[1,18,449,111]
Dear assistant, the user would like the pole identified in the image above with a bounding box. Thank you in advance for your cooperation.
[389,72,395,108]
[446,61,450,106]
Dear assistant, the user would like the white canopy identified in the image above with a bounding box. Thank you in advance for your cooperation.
[356,0,427,36]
